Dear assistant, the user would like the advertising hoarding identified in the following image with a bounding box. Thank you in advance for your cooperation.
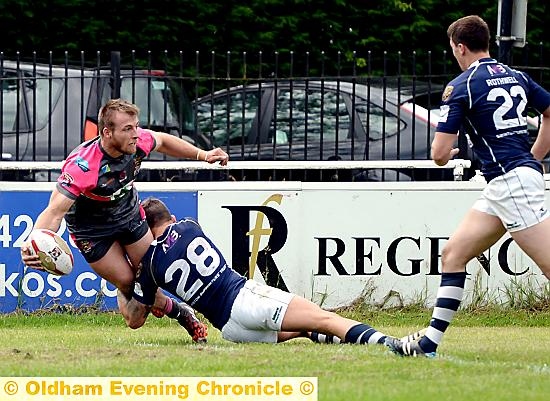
[1,181,547,312]
[0,185,197,312]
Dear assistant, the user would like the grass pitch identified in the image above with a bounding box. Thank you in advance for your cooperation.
[0,309,549,401]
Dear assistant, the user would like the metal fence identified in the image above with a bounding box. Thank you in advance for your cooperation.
[1,49,548,182]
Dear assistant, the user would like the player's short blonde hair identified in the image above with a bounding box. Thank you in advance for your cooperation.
[98,99,140,135]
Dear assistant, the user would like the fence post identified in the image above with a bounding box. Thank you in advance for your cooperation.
[497,0,514,65]
[110,51,121,99]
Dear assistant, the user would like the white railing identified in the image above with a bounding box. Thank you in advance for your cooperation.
[0,159,472,180]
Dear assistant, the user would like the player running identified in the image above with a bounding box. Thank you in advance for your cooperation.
[21,99,228,342]
[385,15,550,358]
[117,197,401,345]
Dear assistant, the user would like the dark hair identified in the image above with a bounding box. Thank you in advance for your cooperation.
[141,197,172,229]
[447,15,490,52]
[98,98,140,134]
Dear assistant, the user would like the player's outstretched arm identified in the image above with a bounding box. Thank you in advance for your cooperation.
[152,131,229,166]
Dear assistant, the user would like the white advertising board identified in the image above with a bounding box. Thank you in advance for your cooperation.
[196,181,547,309]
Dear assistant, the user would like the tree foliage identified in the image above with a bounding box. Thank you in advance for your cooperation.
[0,0,547,78]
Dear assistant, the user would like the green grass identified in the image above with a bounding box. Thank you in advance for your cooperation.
[1,310,549,401]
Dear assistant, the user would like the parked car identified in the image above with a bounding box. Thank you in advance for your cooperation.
[193,79,444,181]
[0,60,207,180]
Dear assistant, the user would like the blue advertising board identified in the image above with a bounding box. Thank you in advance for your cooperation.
[0,190,198,313]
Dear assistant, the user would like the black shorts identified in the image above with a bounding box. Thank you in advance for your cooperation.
[70,206,149,263]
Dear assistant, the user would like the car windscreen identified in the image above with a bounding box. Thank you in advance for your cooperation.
[195,89,260,147]
[272,88,404,144]
[1,69,63,133]
[271,88,352,145]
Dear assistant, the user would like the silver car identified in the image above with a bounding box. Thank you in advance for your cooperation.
[0,60,204,180]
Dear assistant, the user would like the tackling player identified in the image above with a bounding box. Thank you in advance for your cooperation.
[20,99,229,342]
[386,15,550,358]
[117,197,400,346]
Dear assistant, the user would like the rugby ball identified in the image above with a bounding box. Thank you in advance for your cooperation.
[28,229,74,276]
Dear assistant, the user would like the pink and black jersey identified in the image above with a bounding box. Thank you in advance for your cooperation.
[56,128,156,239]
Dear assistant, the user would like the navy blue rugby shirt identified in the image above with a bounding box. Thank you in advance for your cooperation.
[437,57,550,182]
[133,218,246,330]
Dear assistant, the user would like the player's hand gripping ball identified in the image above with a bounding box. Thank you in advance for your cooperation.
[28,229,74,276]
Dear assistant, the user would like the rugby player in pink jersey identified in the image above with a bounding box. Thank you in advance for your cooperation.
[21,98,228,342]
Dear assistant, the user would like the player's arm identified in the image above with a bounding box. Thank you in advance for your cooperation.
[35,188,75,231]
[530,105,550,162]
[151,131,229,166]
[431,83,465,166]
[117,290,151,329]
[21,188,75,269]
[431,132,460,166]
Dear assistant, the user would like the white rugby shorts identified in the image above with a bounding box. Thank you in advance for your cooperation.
[221,280,295,343]
[473,166,550,232]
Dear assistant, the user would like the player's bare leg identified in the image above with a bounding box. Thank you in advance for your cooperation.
[387,209,505,357]
[89,242,137,296]
[511,218,550,279]
[276,332,306,342]
[281,296,386,345]
[439,209,506,273]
